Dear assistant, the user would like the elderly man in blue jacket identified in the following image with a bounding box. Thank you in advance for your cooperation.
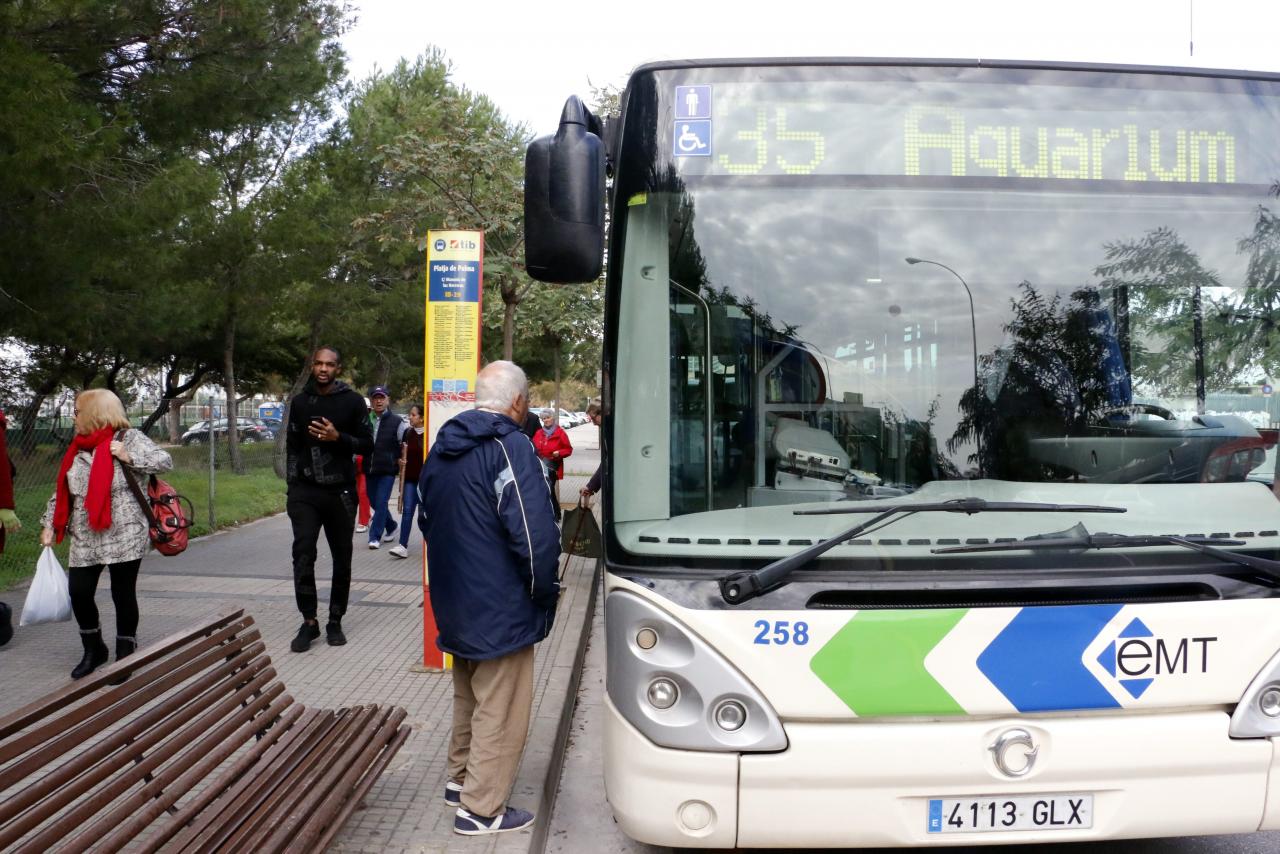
[417,360,560,836]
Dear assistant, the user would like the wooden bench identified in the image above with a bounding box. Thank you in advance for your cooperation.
[0,609,410,853]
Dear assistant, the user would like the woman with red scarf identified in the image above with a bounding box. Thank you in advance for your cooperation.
[40,389,172,679]
[532,408,573,521]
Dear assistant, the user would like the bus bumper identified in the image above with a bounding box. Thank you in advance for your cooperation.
[605,700,1280,847]
[603,697,738,847]
[738,710,1274,847]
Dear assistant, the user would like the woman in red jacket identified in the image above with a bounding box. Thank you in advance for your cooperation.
[532,409,572,521]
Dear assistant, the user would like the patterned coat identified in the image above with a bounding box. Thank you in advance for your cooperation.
[41,429,173,567]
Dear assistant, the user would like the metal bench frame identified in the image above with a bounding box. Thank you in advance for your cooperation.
[0,609,410,853]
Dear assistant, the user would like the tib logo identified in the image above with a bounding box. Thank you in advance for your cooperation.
[1095,617,1217,699]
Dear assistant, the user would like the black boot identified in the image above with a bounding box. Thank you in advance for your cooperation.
[71,628,110,680]
[107,636,137,685]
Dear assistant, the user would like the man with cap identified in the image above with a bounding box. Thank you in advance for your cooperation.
[362,385,408,550]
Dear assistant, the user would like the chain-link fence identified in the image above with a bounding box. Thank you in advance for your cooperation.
[2,415,284,591]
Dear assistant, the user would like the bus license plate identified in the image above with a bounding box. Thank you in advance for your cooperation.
[927,794,1093,833]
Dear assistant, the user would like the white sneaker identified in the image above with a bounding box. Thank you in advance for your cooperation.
[381,529,397,543]
[367,541,380,550]
[355,524,368,533]
[388,544,408,559]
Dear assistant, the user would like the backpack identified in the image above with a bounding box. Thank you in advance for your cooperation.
[117,432,193,556]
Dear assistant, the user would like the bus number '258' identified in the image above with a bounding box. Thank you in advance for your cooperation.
[753,620,810,645]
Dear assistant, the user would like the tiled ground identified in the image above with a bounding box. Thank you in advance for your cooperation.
[1,502,598,854]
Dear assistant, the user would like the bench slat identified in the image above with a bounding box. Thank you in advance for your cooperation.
[161,708,341,854]
[11,678,285,854]
[311,720,412,853]
[0,609,247,740]
[0,661,279,850]
[256,706,387,853]
[0,610,410,854]
[0,631,265,784]
[87,693,299,854]
[219,707,370,853]
[285,706,410,853]
[141,705,318,854]
[0,646,270,826]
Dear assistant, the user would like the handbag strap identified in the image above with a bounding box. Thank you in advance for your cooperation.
[115,430,159,529]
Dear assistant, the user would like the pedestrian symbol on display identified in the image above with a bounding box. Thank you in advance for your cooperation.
[674,120,712,157]
[675,85,711,119]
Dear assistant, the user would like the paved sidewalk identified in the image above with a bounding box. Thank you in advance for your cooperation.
[0,511,598,854]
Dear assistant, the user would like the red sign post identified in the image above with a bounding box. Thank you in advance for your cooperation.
[419,229,484,670]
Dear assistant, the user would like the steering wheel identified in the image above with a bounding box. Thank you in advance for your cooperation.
[1098,403,1176,421]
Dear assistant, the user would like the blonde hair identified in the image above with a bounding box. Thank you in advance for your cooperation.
[75,389,130,435]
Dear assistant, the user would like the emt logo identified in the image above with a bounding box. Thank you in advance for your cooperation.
[1095,617,1217,699]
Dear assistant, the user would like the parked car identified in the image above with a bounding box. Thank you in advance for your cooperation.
[181,418,275,445]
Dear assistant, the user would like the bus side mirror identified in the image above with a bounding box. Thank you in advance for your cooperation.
[524,96,605,284]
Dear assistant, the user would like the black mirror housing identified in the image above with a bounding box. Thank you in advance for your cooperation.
[524,96,606,284]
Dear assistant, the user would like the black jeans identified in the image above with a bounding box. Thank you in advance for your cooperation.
[287,483,356,622]
[69,559,141,636]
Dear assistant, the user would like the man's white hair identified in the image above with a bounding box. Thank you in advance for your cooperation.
[474,360,528,411]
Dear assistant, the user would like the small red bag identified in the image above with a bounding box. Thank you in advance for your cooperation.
[116,433,193,556]
[140,474,193,556]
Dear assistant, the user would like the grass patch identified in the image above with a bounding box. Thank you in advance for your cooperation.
[1,451,285,592]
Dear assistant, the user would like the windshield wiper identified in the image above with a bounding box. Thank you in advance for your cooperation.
[718,499,1127,605]
[932,527,1280,580]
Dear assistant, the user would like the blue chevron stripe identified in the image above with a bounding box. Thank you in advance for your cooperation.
[978,604,1123,712]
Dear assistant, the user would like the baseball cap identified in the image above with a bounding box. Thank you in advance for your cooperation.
[368,385,389,398]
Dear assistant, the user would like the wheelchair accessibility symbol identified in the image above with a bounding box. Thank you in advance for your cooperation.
[673,120,711,157]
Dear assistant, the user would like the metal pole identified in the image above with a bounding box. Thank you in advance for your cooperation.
[905,257,983,476]
[207,396,216,528]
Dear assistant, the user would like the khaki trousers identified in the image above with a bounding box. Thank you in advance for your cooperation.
[447,645,535,817]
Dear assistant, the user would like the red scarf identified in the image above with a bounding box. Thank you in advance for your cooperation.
[53,427,117,542]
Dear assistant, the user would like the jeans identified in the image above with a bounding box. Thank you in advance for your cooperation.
[397,479,420,548]
[287,483,356,621]
[366,474,397,544]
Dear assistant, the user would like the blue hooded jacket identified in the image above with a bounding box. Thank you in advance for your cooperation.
[417,408,561,660]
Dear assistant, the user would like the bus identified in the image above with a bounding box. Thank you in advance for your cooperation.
[524,58,1280,848]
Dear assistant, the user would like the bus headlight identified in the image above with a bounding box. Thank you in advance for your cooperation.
[1260,686,1280,718]
[647,678,679,709]
[1231,647,1280,736]
[713,700,747,731]
[606,590,787,752]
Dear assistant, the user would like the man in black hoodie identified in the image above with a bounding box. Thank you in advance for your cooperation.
[285,346,374,652]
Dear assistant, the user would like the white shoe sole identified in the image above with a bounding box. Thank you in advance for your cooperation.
[453,822,532,836]
[367,543,379,550]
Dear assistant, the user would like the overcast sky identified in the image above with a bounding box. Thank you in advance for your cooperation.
[342,0,1280,136]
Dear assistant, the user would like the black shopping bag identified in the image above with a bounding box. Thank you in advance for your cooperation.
[560,503,602,559]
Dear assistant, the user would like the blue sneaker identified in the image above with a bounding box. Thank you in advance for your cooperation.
[444,779,462,806]
[453,806,534,835]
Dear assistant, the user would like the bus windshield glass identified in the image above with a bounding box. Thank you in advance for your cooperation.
[609,63,1280,563]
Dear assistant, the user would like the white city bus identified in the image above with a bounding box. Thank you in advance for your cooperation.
[524,59,1280,848]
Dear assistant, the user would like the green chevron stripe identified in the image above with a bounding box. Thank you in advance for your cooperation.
[809,609,967,715]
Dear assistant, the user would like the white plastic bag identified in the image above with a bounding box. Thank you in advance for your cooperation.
[20,547,72,626]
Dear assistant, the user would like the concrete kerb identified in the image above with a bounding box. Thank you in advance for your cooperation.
[495,556,602,854]
[530,559,600,854]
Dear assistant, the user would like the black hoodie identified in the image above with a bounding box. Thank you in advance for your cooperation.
[285,379,374,489]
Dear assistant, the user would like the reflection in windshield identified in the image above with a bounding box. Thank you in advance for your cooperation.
[611,67,1280,541]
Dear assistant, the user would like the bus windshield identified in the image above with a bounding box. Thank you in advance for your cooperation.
[609,63,1280,562]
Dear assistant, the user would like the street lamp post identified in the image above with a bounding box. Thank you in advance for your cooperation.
[905,256,983,477]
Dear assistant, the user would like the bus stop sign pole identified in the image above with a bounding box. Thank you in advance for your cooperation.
[419,229,484,671]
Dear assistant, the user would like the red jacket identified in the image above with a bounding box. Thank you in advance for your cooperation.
[0,409,13,554]
[532,425,573,480]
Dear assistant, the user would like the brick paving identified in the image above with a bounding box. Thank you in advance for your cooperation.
[0,504,598,854]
